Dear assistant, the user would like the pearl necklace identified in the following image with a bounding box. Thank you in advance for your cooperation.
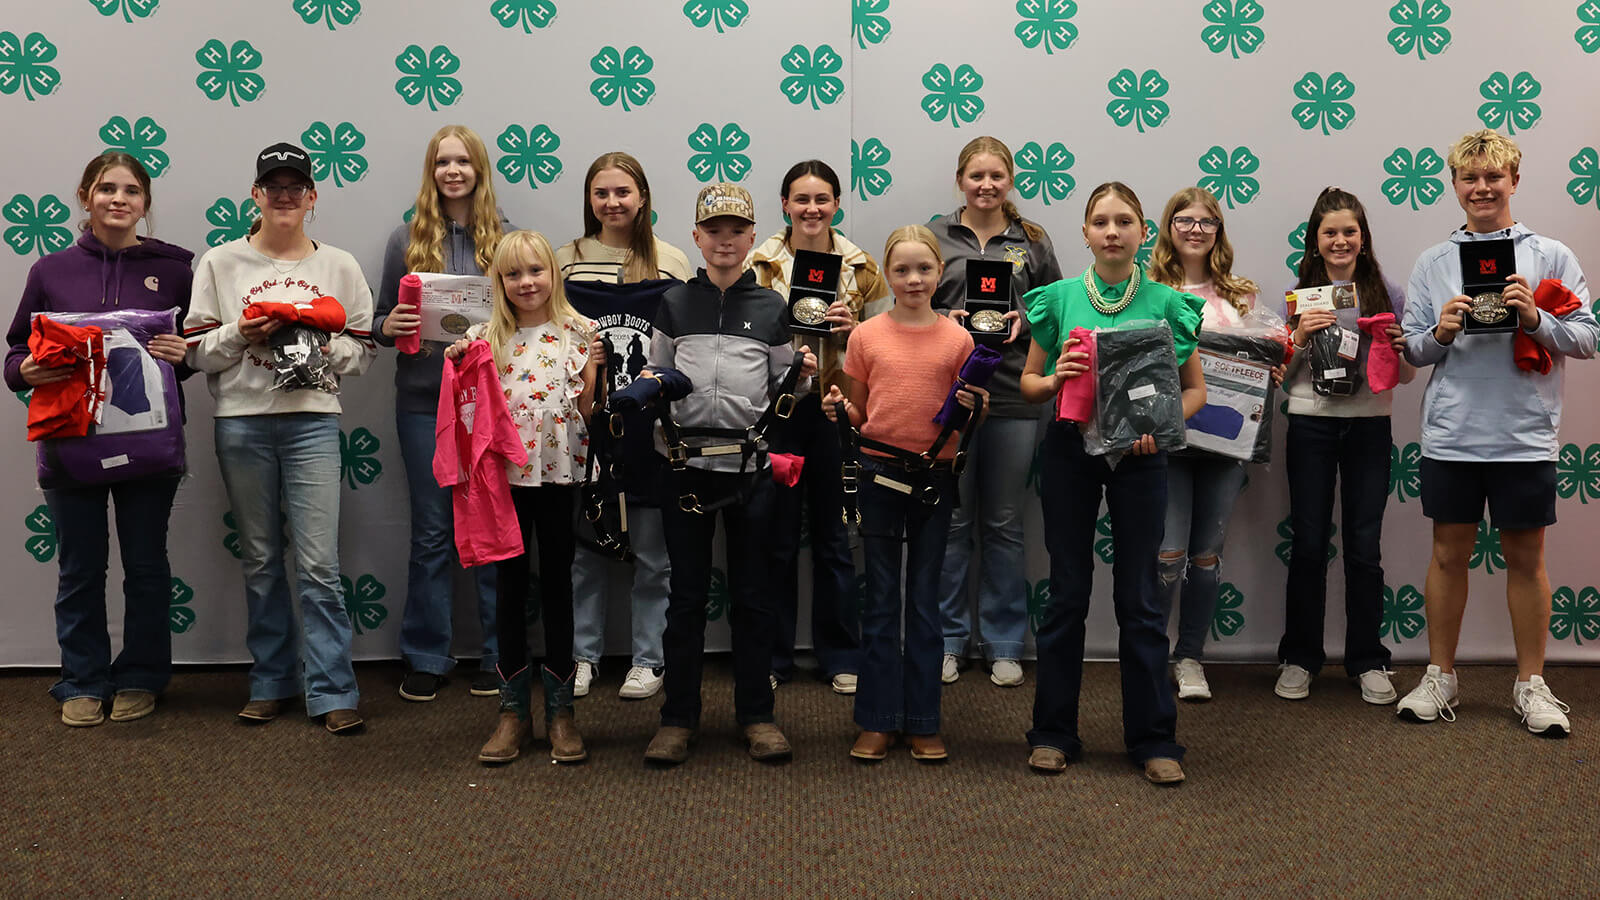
[1084,266,1141,316]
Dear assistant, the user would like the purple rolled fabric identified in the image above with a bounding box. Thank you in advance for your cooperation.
[932,344,1003,427]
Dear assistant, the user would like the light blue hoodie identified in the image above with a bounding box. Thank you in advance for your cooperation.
[1402,223,1596,462]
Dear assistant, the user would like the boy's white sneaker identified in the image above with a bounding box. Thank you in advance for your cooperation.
[1396,664,1458,723]
[1173,658,1211,701]
[940,654,960,685]
[1357,667,1398,705]
[990,659,1024,687]
[1274,664,1312,700]
[574,660,595,698]
[618,666,663,700]
[1513,675,1571,737]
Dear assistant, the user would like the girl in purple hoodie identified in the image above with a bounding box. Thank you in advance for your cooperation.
[4,152,194,728]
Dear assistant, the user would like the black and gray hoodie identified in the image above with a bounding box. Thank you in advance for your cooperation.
[649,268,807,473]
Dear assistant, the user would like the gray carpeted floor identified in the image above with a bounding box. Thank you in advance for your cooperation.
[3,660,1596,898]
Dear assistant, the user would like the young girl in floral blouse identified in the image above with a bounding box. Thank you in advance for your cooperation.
[446,230,600,765]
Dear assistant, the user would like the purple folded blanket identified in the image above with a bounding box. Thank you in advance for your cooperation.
[932,345,1002,427]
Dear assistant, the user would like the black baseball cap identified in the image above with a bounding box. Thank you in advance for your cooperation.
[255,142,314,184]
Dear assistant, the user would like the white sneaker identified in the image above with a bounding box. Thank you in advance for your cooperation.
[1514,675,1571,737]
[990,659,1023,687]
[1357,667,1398,705]
[1174,658,1211,701]
[618,665,663,700]
[573,660,595,698]
[769,672,779,691]
[1274,663,1312,700]
[1396,664,1458,723]
[941,654,960,685]
[831,673,858,695]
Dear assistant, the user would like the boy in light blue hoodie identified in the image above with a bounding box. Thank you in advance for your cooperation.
[1397,129,1596,737]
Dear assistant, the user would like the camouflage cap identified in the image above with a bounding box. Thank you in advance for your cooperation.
[694,182,756,224]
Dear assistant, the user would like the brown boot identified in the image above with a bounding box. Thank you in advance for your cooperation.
[744,722,793,761]
[548,708,588,764]
[477,711,530,764]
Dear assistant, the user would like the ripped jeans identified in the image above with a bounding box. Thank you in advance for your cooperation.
[1159,453,1247,661]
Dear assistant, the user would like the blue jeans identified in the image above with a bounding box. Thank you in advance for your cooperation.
[571,504,669,669]
[394,407,497,675]
[215,414,358,717]
[938,414,1040,661]
[44,475,180,702]
[1029,421,1182,764]
[1279,414,1392,677]
[855,460,954,735]
[1160,454,1248,661]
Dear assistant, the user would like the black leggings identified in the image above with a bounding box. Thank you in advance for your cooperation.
[496,484,577,680]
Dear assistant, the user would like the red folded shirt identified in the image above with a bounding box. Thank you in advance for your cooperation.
[26,315,106,441]
[243,296,347,333]
[1513,279,1583,375]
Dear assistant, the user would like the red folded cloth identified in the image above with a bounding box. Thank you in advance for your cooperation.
[770,451,805,487]
[1357,312,1398,393]
[243,296,347,333]
[396,274,422,355]
[26,315,106,441]
[1054,327,1096,422]
[1513,279,1583,375]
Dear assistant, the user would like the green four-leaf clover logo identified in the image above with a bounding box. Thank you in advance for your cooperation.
[195,39,264,107]
[1381,584,1426,644]
[1198,146,1260,209]
[1476,71,1541,134]
[293,0,361,30]
[395,44,462,110]
[0,31,60,101]
[4,194,73,258]
[1569,148,1600,209]
[1550,586,1600,644]
[1285,221,1307,276]
[1292,72,1355,135]
[205,198,259,247]
[1387,0,1451,59]
[1015,0,1079,55]
[222,510,242,559]
[24,504,56,563]
[340,573,388,634]
[853,0,891,48]
[706,566,730,621]
[1013,141,1075,207]
[852,138,892,201]
[1470,518,1504,573]
[301,121,369,188]
[169,577,197,634]
[491,0,557,32]
[780,44,844,110]
[1211,582,1246,640]
[1094,513,1114,564]
[340,426,382,489]
[1556,442,1600,503]
[99,116,170,178]
[1134,218,1158,268]
[1381,148,1445,210]
[686,123,751,183]
[1106,68,1169,132]
[1202,0,1265,59]
[589,45,655,111]
[89,0,160,23]
[1027,577,1051,634]
[683,0,746,32]
[1274,517,1337,566]
[1580,0,1600,53]
[1389,441,1422,502]
[921,63,985,128]
[496,124,563,190]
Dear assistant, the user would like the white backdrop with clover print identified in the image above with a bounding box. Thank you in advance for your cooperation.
[1,0,1598,671]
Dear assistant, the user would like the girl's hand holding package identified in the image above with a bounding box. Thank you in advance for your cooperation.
[1292,308,1336,346]
[444,338,471,360]
[237,311,281,345]
[146,333,188,364]
[380,307,421,338]
[1384,322,1407,353]
[18,354,73,386]
[1127,433,1158,456]
[1054,336,1090,384]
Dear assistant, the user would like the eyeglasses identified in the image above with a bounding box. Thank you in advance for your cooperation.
[1171,216,1221,234]
[255,183,312,200]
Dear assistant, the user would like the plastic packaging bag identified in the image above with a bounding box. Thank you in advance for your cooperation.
[1083,319,1186,461]
[267,325,338,393]
[1186,305,1289,463]
[1308,306,1363,397]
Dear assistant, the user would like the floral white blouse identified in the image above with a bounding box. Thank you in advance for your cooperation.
[466,318,595,486]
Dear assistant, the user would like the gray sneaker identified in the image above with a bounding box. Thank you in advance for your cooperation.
[1357,668,1397,705]
[1174,658,1211,701]
[1274,663,1312,700]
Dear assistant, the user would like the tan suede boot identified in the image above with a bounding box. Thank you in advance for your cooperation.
[477,710,530,764]
[547,709,587,764]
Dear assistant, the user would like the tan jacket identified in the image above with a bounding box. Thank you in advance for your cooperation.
[745,231,887,393]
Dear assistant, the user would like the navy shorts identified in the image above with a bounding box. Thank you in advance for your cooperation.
[1419,457,1557,530]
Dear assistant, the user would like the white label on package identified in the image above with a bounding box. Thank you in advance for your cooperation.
[414,273,494,343]
[1337,327,1360,360]
[1322,367,1347,379]
[100,454,129,469]
[1127,383,1158,401]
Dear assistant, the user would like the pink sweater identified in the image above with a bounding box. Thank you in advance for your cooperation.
[843,312,973,460]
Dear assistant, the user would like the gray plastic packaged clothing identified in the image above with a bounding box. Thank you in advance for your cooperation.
[1186,307,1288,463]
[1084,319,1187,460]
[31,307,185,488]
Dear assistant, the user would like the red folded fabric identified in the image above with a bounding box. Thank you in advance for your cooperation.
[1054,327,1096,422]
[1357,312,1398,393]
[243,296,347,333]
[1513,279,1583,375]
[770,451,805,487]
[26,316,106,441]
[396,274,422,355]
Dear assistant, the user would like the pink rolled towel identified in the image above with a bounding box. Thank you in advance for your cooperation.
[1055,327,1096,422]
[1357,312,1398,393]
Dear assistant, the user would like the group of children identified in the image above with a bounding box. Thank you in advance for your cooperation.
[9,125,1592,786]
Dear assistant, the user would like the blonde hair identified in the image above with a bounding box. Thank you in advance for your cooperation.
[1447,129,1522,177]
[955,136,1046,243]
[571,151,659,283]
[1148,186,1259,317]
[485,230,587,371]
[882,224,944,271]
[405,126,504,276]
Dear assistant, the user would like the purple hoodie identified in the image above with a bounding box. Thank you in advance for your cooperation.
[5,230,195,393]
